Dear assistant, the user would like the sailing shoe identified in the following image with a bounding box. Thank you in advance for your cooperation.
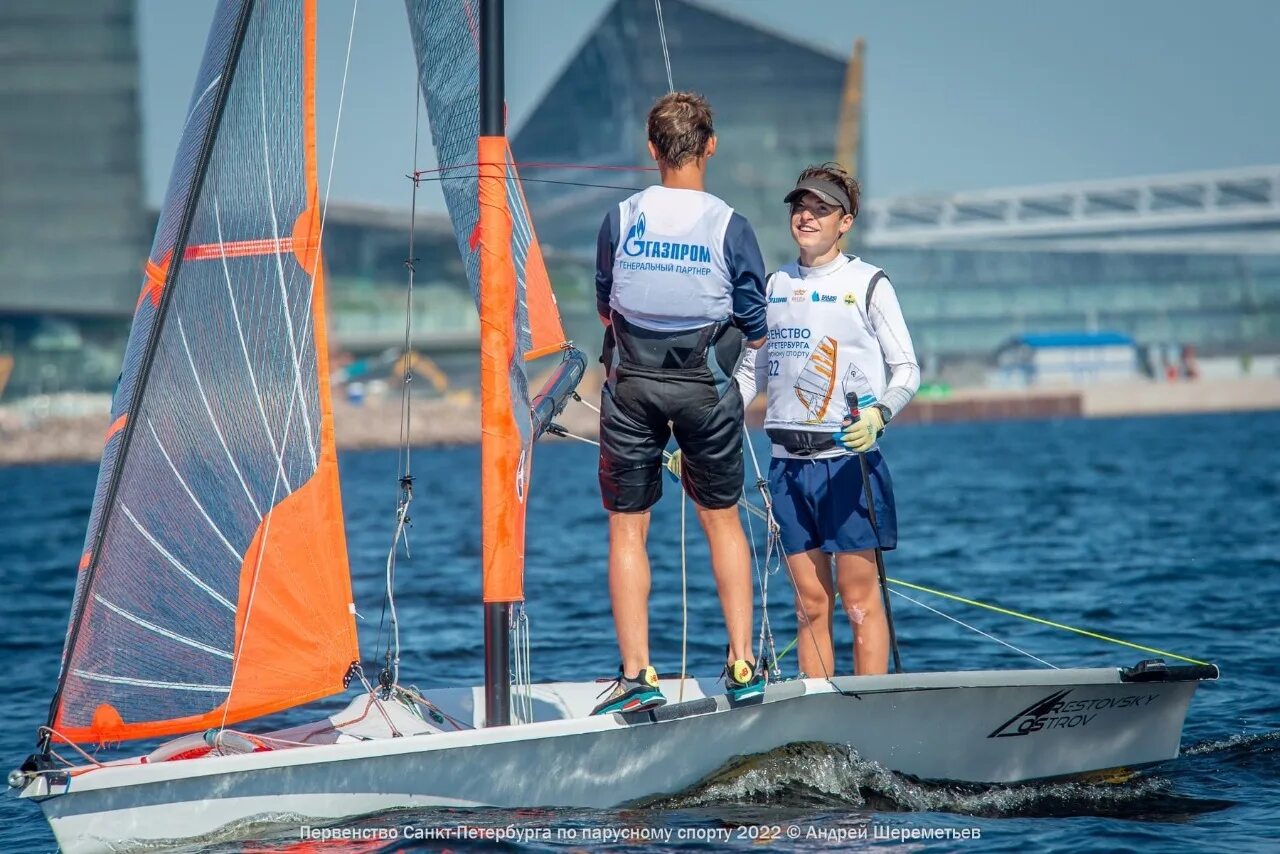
[726,659,765,702]
[591,666,667,715]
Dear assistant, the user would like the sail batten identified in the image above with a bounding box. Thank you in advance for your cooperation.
[47,0,357,745]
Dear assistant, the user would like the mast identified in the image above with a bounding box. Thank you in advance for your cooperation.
[479,0,511,728]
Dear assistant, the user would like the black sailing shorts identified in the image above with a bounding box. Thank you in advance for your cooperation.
[598,317,745,513]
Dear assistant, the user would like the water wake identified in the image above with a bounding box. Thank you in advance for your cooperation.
[1181,730,1280,757]
[646,742,1233,820]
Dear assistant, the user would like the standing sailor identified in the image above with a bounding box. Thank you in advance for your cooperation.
[737,163,919,677]
[593,92,768,714]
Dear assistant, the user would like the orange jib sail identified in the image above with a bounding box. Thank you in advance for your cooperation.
[49,0,357,744]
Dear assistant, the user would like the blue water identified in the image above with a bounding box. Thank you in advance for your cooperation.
[2,413,1278,851]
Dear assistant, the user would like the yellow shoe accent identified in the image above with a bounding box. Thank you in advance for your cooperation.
[732,660,753,685]
[640,666,660,689]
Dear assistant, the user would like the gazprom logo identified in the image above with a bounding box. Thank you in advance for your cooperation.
[623,212,712,263]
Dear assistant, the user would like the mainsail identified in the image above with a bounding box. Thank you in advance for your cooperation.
[48,0,357,744]
[404,0,568,605]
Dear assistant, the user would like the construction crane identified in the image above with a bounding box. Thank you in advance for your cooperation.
[835,37,865,184]
[0,354,12,402]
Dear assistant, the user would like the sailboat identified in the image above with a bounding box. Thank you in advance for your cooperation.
[9,1,1217,852]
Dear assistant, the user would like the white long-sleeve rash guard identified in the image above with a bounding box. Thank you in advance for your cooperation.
[736,254,920,451]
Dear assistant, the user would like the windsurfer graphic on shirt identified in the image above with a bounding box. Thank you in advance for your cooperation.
[794,335,838,422]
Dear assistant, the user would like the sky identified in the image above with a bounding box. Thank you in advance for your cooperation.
[137,0,1280,212]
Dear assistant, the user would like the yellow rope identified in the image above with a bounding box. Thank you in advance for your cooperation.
[885,577,1210,666]
[772,578,1209,667]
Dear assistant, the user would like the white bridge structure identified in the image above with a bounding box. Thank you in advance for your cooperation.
[862,165,1280,252]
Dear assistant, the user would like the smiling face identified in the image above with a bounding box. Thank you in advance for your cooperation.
[789,192,854,263]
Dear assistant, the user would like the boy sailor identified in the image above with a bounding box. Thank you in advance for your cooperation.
[593,92,768,714]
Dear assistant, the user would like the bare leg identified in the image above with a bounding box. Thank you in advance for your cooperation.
[835,550,888,675]
[787,549,837,677]
[608,510,651,678]
[695,504,755,665]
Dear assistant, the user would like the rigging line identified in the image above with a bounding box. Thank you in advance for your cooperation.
[653,0,675,93]
[889,589,1058,669]
[305,0,361,463]
[258,41,316,469]
[383,500,409,687]
[511,604,533,724]
[35,729,105,768]
[313,0,359,270]
[211,200,290,501]
[886,578,1211,666]
[775,544,837,681]
[414,173,646,193]
[415,161,658,175]
[571,391,600,415]
[381,48,422,679]
[145,418,243,561]
[679,490,688,703]
[355,666,402,737]
[775,586,1059,670]
[740,427,781,672]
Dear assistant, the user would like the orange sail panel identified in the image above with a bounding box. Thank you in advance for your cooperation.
[508,156,567,360]
[478,136,527,603]
[50,0,356,744]
[407,0,566,604]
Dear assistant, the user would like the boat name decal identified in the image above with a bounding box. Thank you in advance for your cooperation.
[987,689,1160,738]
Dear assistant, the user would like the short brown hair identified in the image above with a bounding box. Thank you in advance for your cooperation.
[647,92,714,168]
[795,162,861,220]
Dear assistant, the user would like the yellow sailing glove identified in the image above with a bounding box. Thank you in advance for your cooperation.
[833,406,884,453]
[665,448,683,480]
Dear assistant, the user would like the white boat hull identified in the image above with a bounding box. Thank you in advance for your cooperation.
[22,665,1212,853]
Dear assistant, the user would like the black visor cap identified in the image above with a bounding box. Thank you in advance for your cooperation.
[784,177,851,214]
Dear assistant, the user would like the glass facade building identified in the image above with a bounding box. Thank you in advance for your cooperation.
[511,0,848,267]
[508,0,1280,369]
[0,0,148,397]
[875,247,1280,366]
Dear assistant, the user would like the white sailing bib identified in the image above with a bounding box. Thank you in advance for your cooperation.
[609,186,735,330]
[762,255,888,432]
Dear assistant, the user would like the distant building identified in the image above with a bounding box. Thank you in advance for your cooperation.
[512,0,847,266]
[994,332,1139,387]
[874,246,1280,368]
[0,0,148,398]
[507,1,1280,372]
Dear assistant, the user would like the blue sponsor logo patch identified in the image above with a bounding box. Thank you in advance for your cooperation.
[622,212,712,263]
[811,291,837,303]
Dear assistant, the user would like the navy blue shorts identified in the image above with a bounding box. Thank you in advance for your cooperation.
[768,451,897,555]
